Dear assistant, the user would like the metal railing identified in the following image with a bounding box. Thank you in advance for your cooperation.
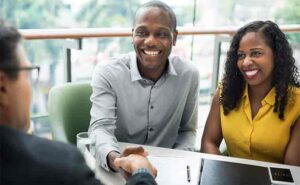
[20,25,300,40]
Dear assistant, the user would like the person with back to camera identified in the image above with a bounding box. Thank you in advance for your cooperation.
[201,20,300,166]
[0,18,157,185]
[89,0,199,175]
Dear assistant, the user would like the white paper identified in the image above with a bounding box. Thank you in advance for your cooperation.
[148,155,202,185]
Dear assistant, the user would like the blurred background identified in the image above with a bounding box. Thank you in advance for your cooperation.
[1,0,299,144]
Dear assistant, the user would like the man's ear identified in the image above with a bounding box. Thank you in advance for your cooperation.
[0,71,9,105]
[131,28,135,42]
[172,30,178,46]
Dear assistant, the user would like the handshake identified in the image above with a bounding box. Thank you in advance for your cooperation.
[108,146,158,180]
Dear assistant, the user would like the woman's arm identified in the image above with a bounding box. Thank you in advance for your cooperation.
[200,88,223,155]
[284,116,300,166]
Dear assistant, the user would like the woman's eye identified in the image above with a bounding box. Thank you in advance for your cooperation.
[237,53,245,60]
[252,51,262,57]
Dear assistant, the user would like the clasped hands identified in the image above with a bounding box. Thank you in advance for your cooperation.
[107,146,157,180]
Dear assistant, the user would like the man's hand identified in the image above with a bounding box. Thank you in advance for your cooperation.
[107,146,148,174]
[120,146,149,158]
[114,154,157,178]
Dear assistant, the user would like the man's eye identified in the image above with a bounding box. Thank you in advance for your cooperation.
[156,32,169,38]
[237,53,245,60]
[135,31,147,37]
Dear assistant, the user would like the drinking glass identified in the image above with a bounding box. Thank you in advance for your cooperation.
[76,132,95,156]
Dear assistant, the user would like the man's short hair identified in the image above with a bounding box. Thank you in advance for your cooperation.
[0,18,22,79]
[134,0,177,31]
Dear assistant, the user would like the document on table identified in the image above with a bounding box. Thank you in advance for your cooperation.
[148,155,202,185]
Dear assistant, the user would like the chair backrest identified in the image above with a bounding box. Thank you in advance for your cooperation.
[48,82,92,144]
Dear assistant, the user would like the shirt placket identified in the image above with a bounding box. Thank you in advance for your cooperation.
[243,95,254,157]
[143,75,167,143]
[147,85,155,139]
[142,79,155,143]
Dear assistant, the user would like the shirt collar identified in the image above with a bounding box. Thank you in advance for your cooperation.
[242,84,248,99]
[243,83,275,106]
[130,52,142,81]
[166,56,177,76]
[129,52,177,82]
[263,87,276,105]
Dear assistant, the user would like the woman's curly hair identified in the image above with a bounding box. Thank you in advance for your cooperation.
[220,20,300,120]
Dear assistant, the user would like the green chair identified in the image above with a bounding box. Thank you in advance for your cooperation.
[48,82,92,144]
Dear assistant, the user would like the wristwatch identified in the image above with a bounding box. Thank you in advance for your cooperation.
[132,168,151,176]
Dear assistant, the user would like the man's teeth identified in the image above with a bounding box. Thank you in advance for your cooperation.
[144,50,160,56]
[245,70,259,77]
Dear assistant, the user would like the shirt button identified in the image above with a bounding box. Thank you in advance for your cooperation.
[149,128,154,131]
[150,105,154,109]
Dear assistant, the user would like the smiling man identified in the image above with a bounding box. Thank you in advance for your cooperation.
[89,0,199,173]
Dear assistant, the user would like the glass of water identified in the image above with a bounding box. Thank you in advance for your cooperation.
[76,132,95,156]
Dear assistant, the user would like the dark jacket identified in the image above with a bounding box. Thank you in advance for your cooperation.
[0,126,156,185]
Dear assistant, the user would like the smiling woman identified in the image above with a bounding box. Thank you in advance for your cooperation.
[237,31,274,91]
[201,20,300,167]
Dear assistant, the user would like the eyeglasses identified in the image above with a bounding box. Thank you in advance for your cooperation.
[0,65,40,85]
[20,66,40,85]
